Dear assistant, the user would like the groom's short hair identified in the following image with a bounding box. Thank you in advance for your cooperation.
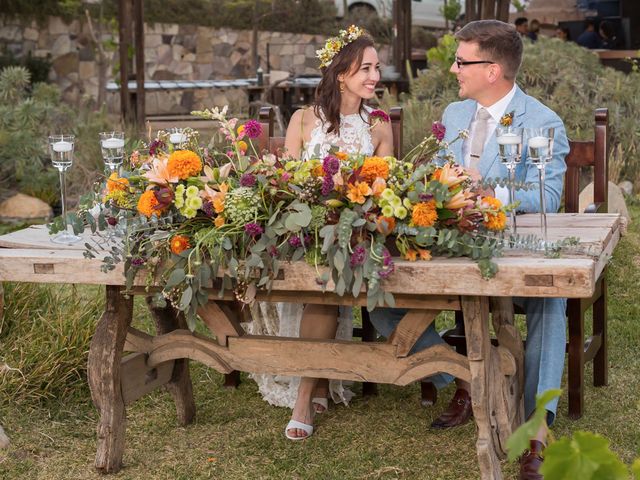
[455,20,523,81]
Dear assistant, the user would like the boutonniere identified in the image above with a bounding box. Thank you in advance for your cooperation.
[499,110,515,127]
[369,109,390,129]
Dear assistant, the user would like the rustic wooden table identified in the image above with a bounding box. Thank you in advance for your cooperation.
[0,213,622,479]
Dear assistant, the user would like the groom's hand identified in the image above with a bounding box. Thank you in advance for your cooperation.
[467,167,495,198]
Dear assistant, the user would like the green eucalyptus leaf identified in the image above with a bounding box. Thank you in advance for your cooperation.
[165,268,186,289]
[180,287,193,311]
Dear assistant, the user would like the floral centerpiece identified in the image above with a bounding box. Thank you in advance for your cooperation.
[66,106,512,327]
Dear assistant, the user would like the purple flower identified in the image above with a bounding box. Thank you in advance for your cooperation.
[244,222,264,238]
[240,173,257,187]
[304,234,313,246]
[268,245,279,257]
[243,119,263,139]
[106,216,118,226]
[149,139,165,156]
[321,175,334,196]
[131,257,145,267]
[378,248,395,279]
[322,155,340,176]
[418,193,434,202]
[202,200,215,217]
[288,236,302,248]
[370,109,390,122]
[431,121,446,142]
[350,245,366,267]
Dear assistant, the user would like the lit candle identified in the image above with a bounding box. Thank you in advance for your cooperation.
[496,133,521,145]
[528,136,548,149]
[169,132,187,145]
[52,140,73,152]
[101,138,125,149]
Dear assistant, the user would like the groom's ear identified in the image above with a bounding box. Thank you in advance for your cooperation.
[487,63,502,84]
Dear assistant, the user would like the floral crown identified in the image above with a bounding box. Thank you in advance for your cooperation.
[316,25,367,69]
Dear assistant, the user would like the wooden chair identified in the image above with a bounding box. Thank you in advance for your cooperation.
[441,108,610,419]
[223,105,404,391]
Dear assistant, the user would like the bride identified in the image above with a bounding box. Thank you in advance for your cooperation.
[248,25,393,440]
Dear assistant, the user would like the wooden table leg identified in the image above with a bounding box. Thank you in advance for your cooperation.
[146,298,196,426]
[461,296,503,480]
[87,286,133,474]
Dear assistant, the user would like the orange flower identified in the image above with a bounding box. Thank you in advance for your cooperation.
[312,164,324,177]
[106,172,129,192]
[485,211,507,231]
[371,177,386,197]
[167,150,202,180]
[202,183,228,214]
[137,190,163,218]
[417,248,432,261]
[411,200,438,227]
[237,140,248,153]
[346,181,372,204]
[480,196,502,209]
[237,124,245,136]
[375,216,396,235]
[335,152,348,161]
[214,216,225,228]
[170,235,190,254]
[144,155,179,185]
[404,249,418,261]
[445,190,475,210]
[432,163,468,189]
[360,156,389,183]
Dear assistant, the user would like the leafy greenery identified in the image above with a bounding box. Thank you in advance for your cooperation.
[0,65,114,206]
[387,35,640,186]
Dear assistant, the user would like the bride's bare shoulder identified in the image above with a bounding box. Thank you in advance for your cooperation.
[290,106,321,128]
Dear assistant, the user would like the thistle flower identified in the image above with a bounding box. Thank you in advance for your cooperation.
[288,236,302,248]
[322,155,340,175]
[350,244,366,267]
[240,173,257,187]
[244,222,264,238]
[321,175,334,196]
[431,121,446,141]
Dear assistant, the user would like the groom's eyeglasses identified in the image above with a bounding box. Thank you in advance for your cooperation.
[454,57,495,69]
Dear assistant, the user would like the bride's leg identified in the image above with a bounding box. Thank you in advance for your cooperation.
[287,304,338,438]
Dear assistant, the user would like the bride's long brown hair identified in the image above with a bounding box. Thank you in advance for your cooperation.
[314,34,375,135]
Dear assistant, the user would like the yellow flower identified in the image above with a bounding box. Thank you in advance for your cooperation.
[417,248,432,261]
[237,124,245,136]
[346,181,372,204]
[167,150,202,180]
[485,211,507,231]
[361,156,389,183]
[214,216,225,228]
[237,140,248,153]
[335,152,348,161]
[411,200,438,227]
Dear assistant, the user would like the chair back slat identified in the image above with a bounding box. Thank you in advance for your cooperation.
[390,106,403,159]
[564,108,609,214]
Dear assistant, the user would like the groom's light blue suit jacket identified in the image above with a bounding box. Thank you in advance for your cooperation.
[441,85,569,213]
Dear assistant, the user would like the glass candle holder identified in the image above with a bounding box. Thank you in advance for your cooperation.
[49,134,82,244]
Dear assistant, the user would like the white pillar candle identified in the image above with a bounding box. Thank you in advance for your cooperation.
[102,138,125,149]
[528,136,548,149]
[496,133,521,145]
[169,132,187,144]
[52,141,73,152]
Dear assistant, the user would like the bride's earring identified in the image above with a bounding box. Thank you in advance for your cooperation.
[339,82,345,94]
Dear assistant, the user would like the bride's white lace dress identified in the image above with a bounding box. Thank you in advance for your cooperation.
[246,107,375,408]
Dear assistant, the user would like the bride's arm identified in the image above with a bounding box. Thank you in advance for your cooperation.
[373,120,394,157]
[283,109,307,159]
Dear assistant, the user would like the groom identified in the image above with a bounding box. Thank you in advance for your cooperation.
[370,20,569,480]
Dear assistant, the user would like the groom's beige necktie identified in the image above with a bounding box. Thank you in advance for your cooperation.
[469,108,492,170]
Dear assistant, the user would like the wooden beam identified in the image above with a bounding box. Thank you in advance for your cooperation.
[389,309,439,357]
[120,352,174,405]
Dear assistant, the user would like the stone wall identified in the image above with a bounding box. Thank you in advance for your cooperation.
[0,16,390,115]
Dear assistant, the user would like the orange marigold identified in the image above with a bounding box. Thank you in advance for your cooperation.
[167,150,202,180]
[137,190,163,218]
[411,200,438,227]
[107,172,129,192]
[360,156,389,183]
[335,152,348,161]
[481,196,502,209]
[375,216,396,236]
[170,235,190,255]
[485,211,507,231]
[404,249,418,261]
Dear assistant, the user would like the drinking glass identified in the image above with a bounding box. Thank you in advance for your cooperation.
[495,126,523,234]
[49,134,82,244]
[525,127,555,245]
[99,131,125,172]
[169,128,187,148]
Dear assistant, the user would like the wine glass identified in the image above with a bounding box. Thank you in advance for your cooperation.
[49,134,82,244]
[99,131,125,173]
[495,126,523,234]
[525,127,555,245]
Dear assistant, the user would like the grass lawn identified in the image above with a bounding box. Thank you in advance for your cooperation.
[1,205,639,479]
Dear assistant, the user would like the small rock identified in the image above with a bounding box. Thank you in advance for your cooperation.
[0,193,53,222]
[579,181,630,222]
[618,180,633,196]
[0,425,9,449]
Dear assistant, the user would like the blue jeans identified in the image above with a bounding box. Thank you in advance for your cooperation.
[369,297,567,424]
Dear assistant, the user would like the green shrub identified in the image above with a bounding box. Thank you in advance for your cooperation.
[0,65,114,206]
[0,52,52,84]
[388,36,640,186]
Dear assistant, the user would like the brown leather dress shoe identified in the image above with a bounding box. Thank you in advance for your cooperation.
[430,388,473,429]
[519,440,544,480]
